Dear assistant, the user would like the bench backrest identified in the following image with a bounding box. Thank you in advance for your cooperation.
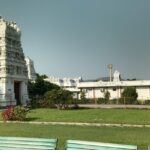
[0,136,57,150]
[65,140,138,150]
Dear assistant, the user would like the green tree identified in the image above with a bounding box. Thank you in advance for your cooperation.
[44,89,73,109]
[28,74,60,99]
[121,87,138,104]
[104,91,110,100]
[80,91,86,100]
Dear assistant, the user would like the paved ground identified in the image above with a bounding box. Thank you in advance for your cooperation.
[0,120,150,128]
[78,104,150,109]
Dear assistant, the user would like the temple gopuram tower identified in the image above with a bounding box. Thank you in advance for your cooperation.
[0,16,29,106]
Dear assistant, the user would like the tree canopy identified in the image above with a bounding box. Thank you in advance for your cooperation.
[28,74,60,98]
[44,88,73,109]
[121,87,138,104]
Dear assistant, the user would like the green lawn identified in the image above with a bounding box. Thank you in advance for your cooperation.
[17,108,150,125]
[0,123,149,150]
[0,108,150,150]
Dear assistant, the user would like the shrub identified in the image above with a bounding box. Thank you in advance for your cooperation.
[77,98,95,104]
[104,91,110,100]
[38,99,56,108]
[97,98,108,104]
[118,97,136,104]
[137,100,144,105]
[97,91,110,104]
[80,91,86,101]
[121,87,138,104]
[30,99,56,108]
[2,106,13,121]
[28,74,60,99]
[44,89,73,109]
[118,97,124,104]
[11,106,28,121]
[137,100,150,105]
[30,99,39,108]
[108,99,118,104]
[144,100,150,105]
[1,106,28,121]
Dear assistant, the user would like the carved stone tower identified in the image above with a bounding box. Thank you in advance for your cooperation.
[25,56,36,82]
[0,16,29,106]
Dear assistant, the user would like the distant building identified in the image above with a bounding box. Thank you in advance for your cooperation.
[78,70,150,100]
[45,77,81,98]
[0,16,29,106]
[46,71,150,100]
[25,56,36,82]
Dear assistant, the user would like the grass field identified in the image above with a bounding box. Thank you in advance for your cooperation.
[17,108,150,125]
[0,123,149,150]
[0,108,150,150]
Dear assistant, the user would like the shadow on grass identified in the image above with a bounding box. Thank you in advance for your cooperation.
[25,117,40,121]
[60,107,92,111]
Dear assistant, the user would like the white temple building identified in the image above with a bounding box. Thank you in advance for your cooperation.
[45,77,81,98]
[0,16,29,106]
[78,70,150,100]
[46,70,150,101]
[25,56,36,82]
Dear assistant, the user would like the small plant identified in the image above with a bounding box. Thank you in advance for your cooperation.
[104,91,110,101]
[2,106,13,121]
[97,98,108,104]
[80,91,86,101]
[12,106,28,121]
[1,106,28,121]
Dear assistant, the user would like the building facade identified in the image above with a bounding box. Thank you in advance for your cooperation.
[78,70,150,100]
[45,77,81,98]
[25,56,36,82]
[0,16,29,106]
[46,71,150,101]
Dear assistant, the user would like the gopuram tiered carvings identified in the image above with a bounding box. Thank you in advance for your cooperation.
[0,16,29,106]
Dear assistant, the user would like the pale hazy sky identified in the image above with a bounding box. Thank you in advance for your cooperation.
[0,0,150,79]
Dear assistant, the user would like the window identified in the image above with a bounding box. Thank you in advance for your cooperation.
[100,88,105,92]
[113,88,116,91]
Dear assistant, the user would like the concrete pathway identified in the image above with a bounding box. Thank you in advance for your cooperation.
[0,121,150,128]
[79,104,150,109]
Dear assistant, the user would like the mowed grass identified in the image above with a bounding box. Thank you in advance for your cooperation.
[0,123,149,150]
[16,108,150,125]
